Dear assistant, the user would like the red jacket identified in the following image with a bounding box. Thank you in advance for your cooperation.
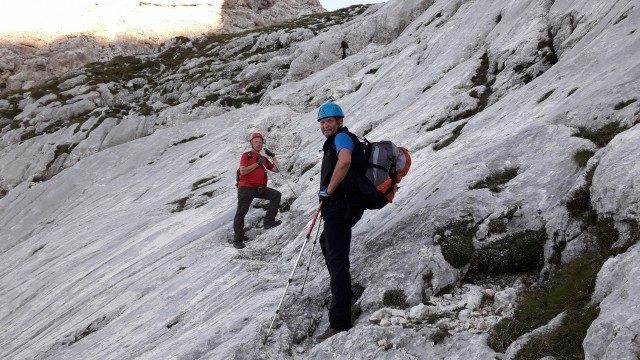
[238,151,274,187]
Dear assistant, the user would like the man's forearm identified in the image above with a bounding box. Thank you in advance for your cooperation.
[327,161,349,194]
[239,163,259,175]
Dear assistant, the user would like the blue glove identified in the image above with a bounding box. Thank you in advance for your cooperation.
[256,156,264,165]
[318,187,332,198]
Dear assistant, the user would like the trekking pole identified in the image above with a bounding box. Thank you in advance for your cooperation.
[279,172,299,198]
[300,217,322,295]
[265,149,299,198]
[264,201,323,344]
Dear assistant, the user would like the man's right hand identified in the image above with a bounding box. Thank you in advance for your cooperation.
[256,156,264,166]
[318,187,332,198]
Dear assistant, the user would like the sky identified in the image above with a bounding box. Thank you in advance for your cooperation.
[319,0,388,11]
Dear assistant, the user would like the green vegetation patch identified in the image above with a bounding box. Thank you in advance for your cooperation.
[574,122,629,147]
[491,216,639,357]
[613,98,637,110]
[219,95,261,108]
[28,78,65,101]
[426,52,494,132]
[421,272,433,303]
[488,218,507,234]
[85,56,160,85]
[573,149,595,167]
[137,102,153,116]
[171,134,205,147]
[566,164,597,219]
[382,289,409,309]
[469,228,546,277]
[537,89,555,103]
[0,106,22,121]
[431,325,452,345]
[191,176,219,191]
[433,123,466,151]
[471,52,490,87]
[537,28,558,66]
[435,220,476,268]
[470,167,519,193]
[18,109,93,142]
[593,217,619,250]
[170,197,189,212]
[516,306,599,360]
[488,252,605,353]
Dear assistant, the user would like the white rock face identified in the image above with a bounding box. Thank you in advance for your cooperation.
[591,126,640,220]
[0,0,639,359]
[585,244,640,360]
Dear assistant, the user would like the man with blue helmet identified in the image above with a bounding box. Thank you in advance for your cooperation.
[315,102,366,342]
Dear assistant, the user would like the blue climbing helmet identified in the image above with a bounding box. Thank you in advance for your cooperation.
[317,102,344,121]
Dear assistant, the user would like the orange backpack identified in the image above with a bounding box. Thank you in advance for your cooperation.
[363,141,412,205]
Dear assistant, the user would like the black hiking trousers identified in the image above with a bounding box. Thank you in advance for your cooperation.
[233,186,281,239]
[320,199,364,331]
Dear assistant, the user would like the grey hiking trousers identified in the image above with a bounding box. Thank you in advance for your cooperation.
[233,186,281,238]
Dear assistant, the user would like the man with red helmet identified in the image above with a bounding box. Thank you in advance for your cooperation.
[232,132,282,249]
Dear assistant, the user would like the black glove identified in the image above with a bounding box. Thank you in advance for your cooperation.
[256,156,264,165]
[264,149,275,157]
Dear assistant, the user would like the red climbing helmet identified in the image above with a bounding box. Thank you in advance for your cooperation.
[249,132,264,141]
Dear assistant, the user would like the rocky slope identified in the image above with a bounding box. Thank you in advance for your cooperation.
[1,0,639,359]
[0,0,324,92]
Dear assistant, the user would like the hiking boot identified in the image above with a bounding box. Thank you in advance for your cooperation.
[232,241,245,249]
[263,219,282,229]
[234,234,250,242]
[315,327,345,342]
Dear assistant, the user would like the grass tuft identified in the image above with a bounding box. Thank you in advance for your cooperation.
[435,220,475,268]
[191,176,219,191]
[566,164,597,219]
[488,218,507,234]
[574,122,629,147]
[516,306,599,360]
[537,89,555,103]
[593,217,618,250]
[469,228,547,277]
[572,149,595,167]
[431,325,451,345]
[488,253,604,353]
[382,289,409,309]
[433,123,466,151]
[470,167,519,193]
[613,99,637,110]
